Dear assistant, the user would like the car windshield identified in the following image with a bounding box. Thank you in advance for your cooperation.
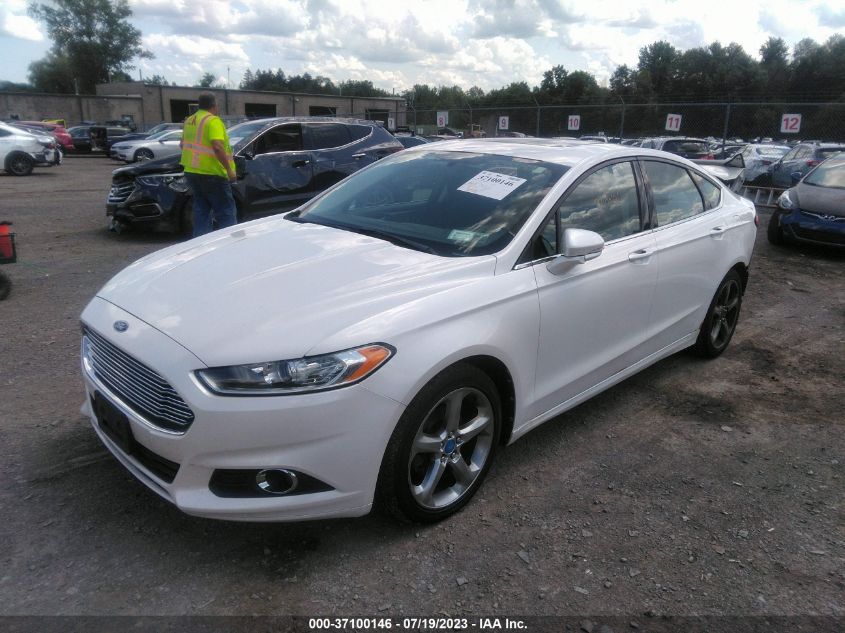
[228,120,270,152]
[803,155,845,188]
[292,150,568,257]
[818,147,845,159]
[147,124,171,135]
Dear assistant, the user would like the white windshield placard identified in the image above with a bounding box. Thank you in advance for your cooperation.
[457,171,527,200]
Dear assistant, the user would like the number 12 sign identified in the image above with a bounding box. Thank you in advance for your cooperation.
[781,113,801,134]
[665,114,682,132]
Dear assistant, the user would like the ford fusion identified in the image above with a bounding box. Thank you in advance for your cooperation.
[80,140,757,523]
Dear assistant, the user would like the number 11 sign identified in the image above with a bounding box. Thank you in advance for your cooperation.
[781,113,801,134]
[665,114,682,132]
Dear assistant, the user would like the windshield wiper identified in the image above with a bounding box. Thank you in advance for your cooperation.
[333,223,440,255]
[286,216,440,255]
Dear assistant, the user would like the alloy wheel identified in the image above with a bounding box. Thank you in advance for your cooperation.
[408,387,495,510]
[709,278,741,349]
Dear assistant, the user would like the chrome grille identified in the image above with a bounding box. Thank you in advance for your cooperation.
[83,327,194,432]
[108,181,135,204]
[801,210,845,222]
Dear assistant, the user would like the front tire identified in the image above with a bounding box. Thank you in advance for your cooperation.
[6,152,34,176]
[0,270,10,300]
[767,211,785,245]
[134,148,154,162]
[378,363,502,523]
[692,270,743,358]
[180,197,194,237]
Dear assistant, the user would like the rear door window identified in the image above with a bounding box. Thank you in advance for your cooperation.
[349,125,372,142]
[306,123,352,150]
[642,160,704,226]
[690,171,721,210]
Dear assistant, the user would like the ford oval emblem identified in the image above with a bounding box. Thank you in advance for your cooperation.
[113,320,129,332]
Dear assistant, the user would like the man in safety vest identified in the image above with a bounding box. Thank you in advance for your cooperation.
[179,93,237,237]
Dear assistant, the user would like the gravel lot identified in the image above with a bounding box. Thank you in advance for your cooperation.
[1,157,843,625]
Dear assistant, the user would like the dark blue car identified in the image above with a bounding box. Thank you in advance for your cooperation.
[770,142,845,188]
[768,153,845,248]
[106,118,402,235]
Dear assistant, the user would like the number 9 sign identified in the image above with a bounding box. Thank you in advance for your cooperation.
[780,113,801,134]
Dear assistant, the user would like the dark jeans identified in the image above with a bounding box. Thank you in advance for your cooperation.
[184,172,237,238]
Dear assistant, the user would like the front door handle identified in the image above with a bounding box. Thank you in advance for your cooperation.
[352,153,366,159]
[628,248,654,262]
[292,159,310,168]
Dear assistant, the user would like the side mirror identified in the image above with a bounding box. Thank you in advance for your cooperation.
[790,171,803,185]
[546,228,604,275]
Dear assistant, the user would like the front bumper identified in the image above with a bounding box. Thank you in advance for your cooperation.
[106,178,184,228]
[779,209,845,248]
[32,149,58,167]
[79,298,406,522]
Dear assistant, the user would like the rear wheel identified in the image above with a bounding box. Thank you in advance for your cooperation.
[692,270,743,358]
[767,211,785,245]
[378,363,501,523]
[134,148,154,162]
[6,152,34,176]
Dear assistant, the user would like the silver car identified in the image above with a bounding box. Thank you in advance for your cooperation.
[111,130,184,163]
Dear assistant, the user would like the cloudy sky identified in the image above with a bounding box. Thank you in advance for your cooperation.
[1,0,843,92]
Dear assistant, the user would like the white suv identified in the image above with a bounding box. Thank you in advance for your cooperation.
[0,121,59,176]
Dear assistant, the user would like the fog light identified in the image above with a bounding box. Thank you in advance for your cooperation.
[255,469,299,495]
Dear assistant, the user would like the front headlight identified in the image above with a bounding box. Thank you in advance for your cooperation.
[138,172,189,193]
[777,190,794,210]
[196,344,394,396]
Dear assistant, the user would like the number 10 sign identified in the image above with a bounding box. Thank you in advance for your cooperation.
[781,113,801,134]
[665,114,682,132]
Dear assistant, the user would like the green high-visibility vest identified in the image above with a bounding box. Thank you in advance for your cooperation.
[180,109,234,178]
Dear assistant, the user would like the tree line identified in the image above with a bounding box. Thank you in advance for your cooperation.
[3,0,843,115]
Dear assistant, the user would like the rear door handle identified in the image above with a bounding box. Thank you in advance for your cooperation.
[628,248,654,262]
[709,226,726,238]
[352,153,366,159]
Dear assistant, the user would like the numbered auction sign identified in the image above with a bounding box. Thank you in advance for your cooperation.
[499,116,509,130]
[387,117,395,130]
[437,111,448,128]
[665,114,682,132]
[567,115,580,131]
[780,113,801,134]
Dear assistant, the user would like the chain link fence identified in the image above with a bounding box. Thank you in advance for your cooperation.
[406,102,845,143]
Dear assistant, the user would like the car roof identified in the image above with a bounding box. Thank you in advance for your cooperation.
[419,138,699,168]
[242,116,382,127]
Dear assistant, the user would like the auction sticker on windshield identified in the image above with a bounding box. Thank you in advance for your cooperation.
[458,171,527,200]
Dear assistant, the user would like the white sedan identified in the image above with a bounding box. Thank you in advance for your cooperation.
[110,129,184,163]
[80,140,757,523]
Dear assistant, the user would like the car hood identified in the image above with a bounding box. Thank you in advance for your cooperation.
[113,155,182,178]
[794,182,845,217]
[96,216,496,366]
[112,138,154,149]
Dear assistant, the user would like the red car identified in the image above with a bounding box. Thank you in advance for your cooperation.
[14,121,74,152]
